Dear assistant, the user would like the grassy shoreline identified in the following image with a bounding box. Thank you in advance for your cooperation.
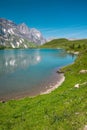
[0,39,87,130]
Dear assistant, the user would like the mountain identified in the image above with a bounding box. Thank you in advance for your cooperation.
[41,38,87,50]
[0,18,46,48]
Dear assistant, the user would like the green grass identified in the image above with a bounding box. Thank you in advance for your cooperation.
[0,45,6,49]
[0,39,87,130]
[41,38,87,51]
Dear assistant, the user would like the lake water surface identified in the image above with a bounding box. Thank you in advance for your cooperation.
[0,49,76,100]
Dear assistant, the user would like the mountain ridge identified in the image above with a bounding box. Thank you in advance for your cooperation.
[0,18,46,48]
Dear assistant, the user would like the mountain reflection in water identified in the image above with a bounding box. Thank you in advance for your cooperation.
[0,49,76,100]
[0,49,41,75]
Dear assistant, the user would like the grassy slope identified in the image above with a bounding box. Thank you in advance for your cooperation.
[0,39,87,130]
[41,38,87,51]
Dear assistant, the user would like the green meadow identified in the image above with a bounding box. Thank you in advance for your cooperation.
[0,39,87,130]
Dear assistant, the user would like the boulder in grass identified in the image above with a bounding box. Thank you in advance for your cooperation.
[2,100,5,103]
[74,84,80,88]
[57,70,63,74]
[74,52,79,55]
[80,70,87,74]
[84,125,87,130]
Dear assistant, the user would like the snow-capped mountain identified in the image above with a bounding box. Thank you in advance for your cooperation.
[0,18,46,48]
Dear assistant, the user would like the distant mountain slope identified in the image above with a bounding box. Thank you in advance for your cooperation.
[41,38,87,51]
[0,18,46,48]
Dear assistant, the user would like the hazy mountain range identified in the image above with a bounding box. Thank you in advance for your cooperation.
[0,18,46,48]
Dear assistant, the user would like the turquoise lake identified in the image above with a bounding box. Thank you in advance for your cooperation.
[0,49,76,100]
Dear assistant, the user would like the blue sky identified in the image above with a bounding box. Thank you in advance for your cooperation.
[0,0,87,39]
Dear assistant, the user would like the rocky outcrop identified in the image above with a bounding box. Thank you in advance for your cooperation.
[74,84,80,88]
[74,82,87,88]
[79,70,87,74]
[67,51,79,55]
[0,18,46,48]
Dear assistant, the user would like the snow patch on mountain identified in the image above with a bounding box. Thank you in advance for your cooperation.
[0,18,46,48]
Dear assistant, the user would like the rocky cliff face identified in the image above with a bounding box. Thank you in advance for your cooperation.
[0,18,46,48]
